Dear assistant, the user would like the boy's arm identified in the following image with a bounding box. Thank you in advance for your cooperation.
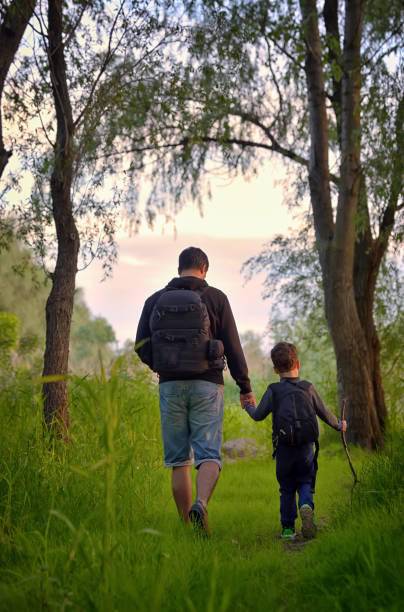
[310,387,343,430]
[244,386,273,421]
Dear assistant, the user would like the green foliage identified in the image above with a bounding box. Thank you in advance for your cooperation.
[242,223,324,331]
[96,0,403,246]
[0,311,19,351]
[0,311,20,384]
[2,1,193,275]
[0,234,48,358]
[293,433,404,612]
[242,223,404,424]
[0,362,402,611]
[240,330,271,378]
[69,289,116,375]
[0,236,118,375]
[350,433,404,515]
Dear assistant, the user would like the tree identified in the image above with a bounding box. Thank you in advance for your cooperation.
[242,225,404,418]
[130,0,403,447]
[2,1,186,436]
[70,289,116,375]
[0,230,48,375]
[0,233,117,373]
[0,0,37,179]
[240,330,270,377]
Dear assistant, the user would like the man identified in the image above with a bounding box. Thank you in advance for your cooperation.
[135,246,254,535]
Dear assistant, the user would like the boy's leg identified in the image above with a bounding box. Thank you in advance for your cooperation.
[276,446,298,531]
[296,444,317,538]
[295,443,315,510]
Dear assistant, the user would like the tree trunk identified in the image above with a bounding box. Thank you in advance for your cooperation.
[42,0,79,439]
[300,0,384,448]
[352,90,404,433]
[324,268,383,447]
[0,0,37,178]
[353,188,387,431]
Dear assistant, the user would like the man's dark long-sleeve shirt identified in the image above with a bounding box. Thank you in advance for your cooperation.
[245,377,342,430]
[135,276,251,394]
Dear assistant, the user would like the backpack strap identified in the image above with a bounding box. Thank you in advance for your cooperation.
[194,285,209,298]
[164,284,209,294]
[269,382,280,459]
[312,439,320,489]
[297,381,320,467]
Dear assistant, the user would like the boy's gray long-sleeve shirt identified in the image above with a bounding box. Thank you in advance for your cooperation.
[245,376,343,431]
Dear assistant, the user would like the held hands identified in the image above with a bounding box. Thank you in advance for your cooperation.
[341,420,348,432]
[240,392,256,410]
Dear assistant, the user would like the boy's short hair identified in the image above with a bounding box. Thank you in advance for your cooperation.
[178,247,209,273]
[271,342,298,372]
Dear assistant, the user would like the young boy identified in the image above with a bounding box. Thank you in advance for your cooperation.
[242,341,347,540]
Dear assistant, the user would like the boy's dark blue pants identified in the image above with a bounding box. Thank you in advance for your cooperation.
[275,443,317,529]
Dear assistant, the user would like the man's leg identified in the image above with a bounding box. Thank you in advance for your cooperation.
[159,381,193,520]
[172,465,193,521]
[188,381,224,535]
[196,460,220,508]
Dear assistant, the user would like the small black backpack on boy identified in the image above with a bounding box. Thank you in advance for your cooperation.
[270,379,319,453]
[149,287,225,376]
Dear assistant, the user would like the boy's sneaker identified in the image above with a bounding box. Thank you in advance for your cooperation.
[300,504,317,539]
[281,528,296,540]
[189,500,210,537]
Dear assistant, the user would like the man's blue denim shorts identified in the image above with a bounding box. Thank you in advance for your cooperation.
[159,380,224,470]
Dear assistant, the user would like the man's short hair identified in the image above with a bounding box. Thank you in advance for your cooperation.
[271,342,298,372]
[178,247,209,274]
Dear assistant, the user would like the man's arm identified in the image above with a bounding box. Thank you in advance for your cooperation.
[244,386,273,421]
[218,294,251,394]
[135,299,153,368]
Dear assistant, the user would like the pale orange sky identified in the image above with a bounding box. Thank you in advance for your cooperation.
[77,163,301,346]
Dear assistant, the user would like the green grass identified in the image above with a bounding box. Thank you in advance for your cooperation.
[0,363,403,611]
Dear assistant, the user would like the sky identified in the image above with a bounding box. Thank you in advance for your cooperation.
[77,161,301,347]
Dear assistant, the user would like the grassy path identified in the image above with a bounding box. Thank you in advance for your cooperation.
[123,442,403,612]
[125,446,366,611]
[1,440,403,611]
[1,378,403,611]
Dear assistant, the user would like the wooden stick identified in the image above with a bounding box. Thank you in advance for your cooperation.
[341,399,359,485]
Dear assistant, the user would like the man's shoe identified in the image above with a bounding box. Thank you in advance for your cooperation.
[300,504,317,539]
[189,500,210,537]
[281,528,296,540]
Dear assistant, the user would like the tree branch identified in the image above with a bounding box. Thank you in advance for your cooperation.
[378,93,404,242]
[63,2,86,49]
[323,0,342,145]
[362,20,404,67]
[0,0,37,178]
[296,1,335,250]
[73,1,125,129]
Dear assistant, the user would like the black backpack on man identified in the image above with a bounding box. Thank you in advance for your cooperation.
[149,287,225,376]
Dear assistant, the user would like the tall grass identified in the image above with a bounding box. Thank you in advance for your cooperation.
[0,357,402,611]
[287,433,404,611]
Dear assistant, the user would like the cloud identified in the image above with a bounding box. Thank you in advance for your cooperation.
[118,255,147,267]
